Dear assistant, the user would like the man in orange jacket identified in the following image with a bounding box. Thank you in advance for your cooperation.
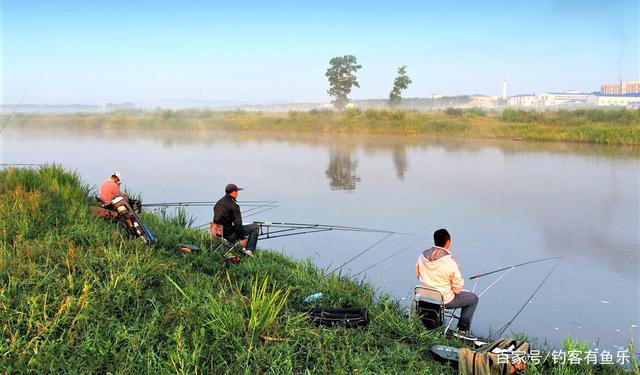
[99,171,123,208]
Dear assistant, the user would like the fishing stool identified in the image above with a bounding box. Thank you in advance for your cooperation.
[209,223,244,262]
[413,285,459,334]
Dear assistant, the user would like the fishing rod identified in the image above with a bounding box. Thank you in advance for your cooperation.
[467,256,562,337]
[468,256,562,280]
[1,163,49,167]
[328,232,394,275]
[254,221,421,237]
[242,205,279,218]
[142,200,277,208]
[350,236,427,277]
[495,257,562,337]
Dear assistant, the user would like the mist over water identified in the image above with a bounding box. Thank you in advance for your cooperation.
[3,126,639,352]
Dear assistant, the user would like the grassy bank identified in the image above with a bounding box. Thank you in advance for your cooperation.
[7,107,640,146]
[0,166,632,374]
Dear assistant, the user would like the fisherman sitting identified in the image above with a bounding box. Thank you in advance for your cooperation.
[415,228,479,340]
[213,183,260,257]
[99,171,124,209]
[99,171,134,226]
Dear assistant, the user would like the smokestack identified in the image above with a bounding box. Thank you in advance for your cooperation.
[502,75,508,100]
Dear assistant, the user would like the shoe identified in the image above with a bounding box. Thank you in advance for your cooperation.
[243,249,254,257]
[453,330,478,341]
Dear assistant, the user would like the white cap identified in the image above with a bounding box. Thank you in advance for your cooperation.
[112,171,121,179]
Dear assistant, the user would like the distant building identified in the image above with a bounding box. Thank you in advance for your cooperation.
[600,81,640,95]
[536,92,590,107]
[468,95,497,107]
[508,94,537,107]
[588,93,640,108]
[508,91,589,108]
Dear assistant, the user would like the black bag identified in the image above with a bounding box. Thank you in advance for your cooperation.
[307,308,370,328]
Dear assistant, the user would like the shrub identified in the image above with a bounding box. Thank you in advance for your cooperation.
[444,107,463,117]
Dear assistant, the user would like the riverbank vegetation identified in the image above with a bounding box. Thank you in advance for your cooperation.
[7,107,640,146]
[0,166,633,373]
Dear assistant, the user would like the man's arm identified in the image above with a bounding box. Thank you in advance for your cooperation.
[231,201,244,239]
[213,202,222,223]
[450,262,464,295]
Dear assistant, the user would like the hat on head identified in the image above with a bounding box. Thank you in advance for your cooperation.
[225,183,244,193]
[112,171,121,179]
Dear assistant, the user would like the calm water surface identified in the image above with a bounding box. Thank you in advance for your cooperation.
[3,126,639,353]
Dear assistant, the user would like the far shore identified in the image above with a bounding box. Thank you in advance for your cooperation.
[5,107,640,146]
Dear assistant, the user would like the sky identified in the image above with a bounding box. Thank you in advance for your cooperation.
[1,0,638,104]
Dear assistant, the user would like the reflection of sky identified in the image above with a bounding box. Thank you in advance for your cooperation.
[2,127,639,351]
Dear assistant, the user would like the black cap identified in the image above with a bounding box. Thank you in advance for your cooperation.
[225,183,244,193]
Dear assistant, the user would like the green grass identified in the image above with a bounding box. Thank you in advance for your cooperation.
[0,166,631,374]
[7,107,640,146]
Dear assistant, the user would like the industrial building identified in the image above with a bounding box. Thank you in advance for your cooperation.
[600,81,640,95]
[508,94,537,107]
[507,91,590,108]
[588,93,640,109]
[468,95,497,107]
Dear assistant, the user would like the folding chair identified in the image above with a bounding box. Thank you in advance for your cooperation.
[209,223,244,262]
[413,285,459,335]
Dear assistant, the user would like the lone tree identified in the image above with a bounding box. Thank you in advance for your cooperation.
[325,55,362,110]
[389,65,412,107]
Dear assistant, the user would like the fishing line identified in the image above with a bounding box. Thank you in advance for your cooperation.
[495,257,562,337]
[327,232,394,275]
[351,236,426,277]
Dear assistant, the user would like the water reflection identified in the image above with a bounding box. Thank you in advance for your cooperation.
[325,146,361,191]
[392,145,408,180]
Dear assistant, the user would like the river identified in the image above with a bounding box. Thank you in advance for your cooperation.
[2,125,639,355]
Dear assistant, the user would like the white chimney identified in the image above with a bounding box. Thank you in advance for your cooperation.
[502,75,508,100]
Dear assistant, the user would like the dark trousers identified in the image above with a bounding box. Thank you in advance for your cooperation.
[242,223,259,251]
[444,291,479,331]
[226,223,260,251]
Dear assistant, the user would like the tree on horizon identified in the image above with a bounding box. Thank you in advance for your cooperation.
[389,65,412,107]
[325,55,362,110]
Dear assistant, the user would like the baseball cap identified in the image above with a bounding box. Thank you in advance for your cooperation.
[112,171,121,179]
[225,183,244,193]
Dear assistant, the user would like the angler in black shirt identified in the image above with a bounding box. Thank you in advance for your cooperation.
[213,183,260,256]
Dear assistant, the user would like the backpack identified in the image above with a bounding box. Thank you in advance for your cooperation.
[458,339,529,375]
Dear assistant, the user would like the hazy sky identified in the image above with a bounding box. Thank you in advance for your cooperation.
[1,0,638,104]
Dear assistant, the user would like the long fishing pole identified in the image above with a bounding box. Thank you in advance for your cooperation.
[351,236,426,277]
[468,256,562,280]
[255,221,421,236]
[142,200,277,207]
[1,163,48,167]
[327,232,394,275]
[495,257,562,337]
[476,267,514,297]
[242,205,279,219]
